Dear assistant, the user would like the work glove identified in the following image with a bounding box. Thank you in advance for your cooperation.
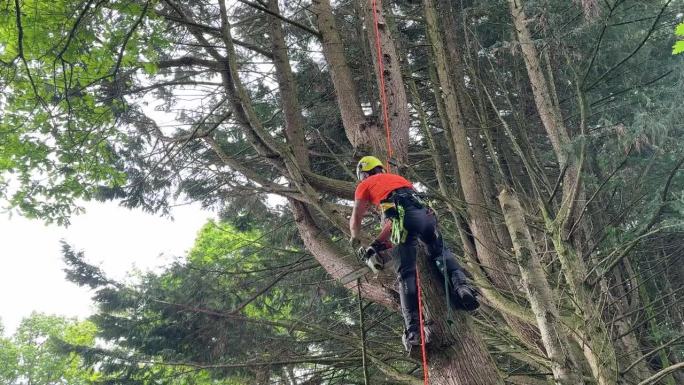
[357,242,386,274]
[349,236,362,250]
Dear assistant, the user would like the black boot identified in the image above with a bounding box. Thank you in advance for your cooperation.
[450,269,480,311]
[398,274,423,351]
[398,274,433,352]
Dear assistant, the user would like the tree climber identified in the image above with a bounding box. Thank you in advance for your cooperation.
[349,156,480,350]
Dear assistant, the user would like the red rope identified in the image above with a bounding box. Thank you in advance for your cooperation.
[370,1,428,383]
[415,268,430,385]
[370,0,393,172]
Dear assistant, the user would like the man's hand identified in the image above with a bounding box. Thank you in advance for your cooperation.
[349,237,362,250]
[357,245,384,274]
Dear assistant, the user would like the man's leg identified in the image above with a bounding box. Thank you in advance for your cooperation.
[420,211,480,311]
[394,233,421,349]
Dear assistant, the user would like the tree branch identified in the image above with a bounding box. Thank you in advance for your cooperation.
[236,0,321,38]
[156,11,274,58]
[584,0,673,91]
[14,0,43,106]
[112,0,150,79]
[156,56,223,70]
[621,335,684,375]
[635,362,684,385]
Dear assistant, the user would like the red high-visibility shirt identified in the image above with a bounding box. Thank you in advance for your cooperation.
[354,173,413,206]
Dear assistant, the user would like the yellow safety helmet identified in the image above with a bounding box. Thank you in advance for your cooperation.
[356,156,384,180]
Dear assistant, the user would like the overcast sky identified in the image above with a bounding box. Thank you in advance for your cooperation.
[0,201,211,335]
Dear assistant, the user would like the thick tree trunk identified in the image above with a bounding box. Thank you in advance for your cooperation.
[424,0,515,294]
[416,250,504,385]
[507,2,620,384]
[311,0,386,155]
[437,0,514,256]
[268,0,309,169]
[506,0,570,167]
[359,0,409,163]
[506,0,585,239]
[499,188,586,385]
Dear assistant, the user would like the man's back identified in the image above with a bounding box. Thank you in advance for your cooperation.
[354,173,413,206]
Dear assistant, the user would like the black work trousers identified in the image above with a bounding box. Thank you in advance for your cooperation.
[393,206,463,333]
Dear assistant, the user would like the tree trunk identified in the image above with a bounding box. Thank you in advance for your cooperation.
[424,0,545,358]
[311,0,386,155]
[268,0,309,169]
[499,188,586,385]
[359,0,409,163]
[507,2,619,384]
[416,249,504,385]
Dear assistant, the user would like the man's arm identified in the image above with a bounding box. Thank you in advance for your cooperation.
[349,199,369,239]
[376,220,392,244]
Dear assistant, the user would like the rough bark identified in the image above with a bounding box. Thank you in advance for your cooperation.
[416,250,504,385]
[268,0,309,169]
[499,188,586,385]
[310,0,386,155]
[359,0,410,163]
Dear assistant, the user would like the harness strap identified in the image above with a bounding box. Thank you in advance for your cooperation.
[390,205,406,244]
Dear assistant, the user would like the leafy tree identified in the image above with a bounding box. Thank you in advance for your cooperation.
[0,314,99,385]
[2,0,683,384]
[62,221,406,384]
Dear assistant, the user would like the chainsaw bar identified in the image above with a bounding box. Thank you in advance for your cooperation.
[338,266,372,285]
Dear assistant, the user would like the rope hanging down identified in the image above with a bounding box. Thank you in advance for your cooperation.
[415,269,429,384]
[369,0,429,383]
[370,0,393,172]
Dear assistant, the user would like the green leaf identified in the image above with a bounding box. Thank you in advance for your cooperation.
[142,61,158,75]
[676,23,684,36]
[674,41,684,55]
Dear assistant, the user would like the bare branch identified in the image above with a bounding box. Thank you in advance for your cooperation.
[112,0,150,79]
[236,0,320,38]
[635,362,684,385]
[156,56,223,70]
[621,335,684,375]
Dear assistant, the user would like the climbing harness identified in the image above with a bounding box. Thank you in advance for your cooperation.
[370,0,429,382]
[382,188,426,246]
[390,205,406,244]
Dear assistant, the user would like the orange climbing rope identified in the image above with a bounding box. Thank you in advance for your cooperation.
[370,0,394,172]
[369,0,429,383]
[415,269,429,384]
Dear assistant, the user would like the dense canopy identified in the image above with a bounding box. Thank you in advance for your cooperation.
[1,0,683,384]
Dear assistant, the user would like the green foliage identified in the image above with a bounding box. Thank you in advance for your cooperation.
[61,219,401,384]
[0,0,170,224]
[0,314,100,385]
[675,23,684,54]
[2,0,683,382]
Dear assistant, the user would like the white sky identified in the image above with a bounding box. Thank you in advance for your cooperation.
[0,201,211,336]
